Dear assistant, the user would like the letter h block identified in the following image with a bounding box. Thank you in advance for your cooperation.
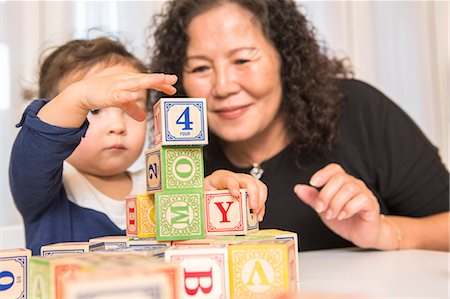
[154,97,208,146]
[204,189,258,236]
[125,193,156,238]
[164,245,230,299]
[155,190,205,241]
[228,240,297,298]
[145,146,204,193]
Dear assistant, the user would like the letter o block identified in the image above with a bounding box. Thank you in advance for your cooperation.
[204,189,258,236]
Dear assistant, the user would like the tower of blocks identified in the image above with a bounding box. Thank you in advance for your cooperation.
[125,97,259,241]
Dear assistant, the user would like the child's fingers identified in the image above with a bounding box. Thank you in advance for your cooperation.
[124,73,178,95]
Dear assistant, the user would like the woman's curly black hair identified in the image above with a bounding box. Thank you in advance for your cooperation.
[148,0,353,156]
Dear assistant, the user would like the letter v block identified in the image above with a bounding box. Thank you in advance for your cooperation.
[228,240,297,298]
[204,189,258,236]
[154,97,208,146]
[155,190,205,241]
[164,245,230,299]
[145,146,204,193]
[126,194,156,238]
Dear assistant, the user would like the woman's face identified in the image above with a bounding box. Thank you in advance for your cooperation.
[183,3,283,143]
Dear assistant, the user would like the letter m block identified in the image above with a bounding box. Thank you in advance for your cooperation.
[228,240,297,298]
[204,189,258,236]
[164,245,230,299]
[155,190,205,241]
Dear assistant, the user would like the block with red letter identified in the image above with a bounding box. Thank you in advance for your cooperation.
[204,189,258,236]
[154,97,208,146]
[0,248,31,299]
[228,240,297,298]
[165,245,230,299]
[145,146,204,193]
[126,193,156,238]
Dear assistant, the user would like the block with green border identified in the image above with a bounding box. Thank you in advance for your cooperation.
[145,146,204,193]
[155,189,205,241]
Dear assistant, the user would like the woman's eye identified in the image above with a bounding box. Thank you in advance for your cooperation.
[235,59,249,65]
[191,66,209,73]
[90,109,100,115]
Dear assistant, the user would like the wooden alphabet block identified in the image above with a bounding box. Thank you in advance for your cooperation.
[165,245,230,299]
[248,229,300,281]
[127,237,171,248]
[89,235,130,250]
[228,240,297,298]
[126,193,156,238]
[155,190,205,241]
[145,146,204,193]
[28,255,92,299]
[204,189,258,236]
[40,241,104,256]
[154,97,208,146]
[0,248,31,299]
[61,258,179,299]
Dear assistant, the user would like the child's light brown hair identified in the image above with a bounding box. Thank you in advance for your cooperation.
[39,37,147,99]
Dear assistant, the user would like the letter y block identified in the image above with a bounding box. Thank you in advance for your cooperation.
[204,189,258,236]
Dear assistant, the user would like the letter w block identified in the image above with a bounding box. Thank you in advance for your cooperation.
[155,190,205,241]
[165,245,230,299]
[204,189,258,236]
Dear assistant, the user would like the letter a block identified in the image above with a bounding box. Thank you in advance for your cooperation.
[155,190,205,241]
[154,98,208,146]
[0,248,31,299]
[145,146,204,193]
[126,193,156,238]
[228,240,297,298]
[204,189,258,236]
[165,245,230,299]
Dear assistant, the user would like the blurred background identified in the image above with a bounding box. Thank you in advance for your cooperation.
[1,1,448,249]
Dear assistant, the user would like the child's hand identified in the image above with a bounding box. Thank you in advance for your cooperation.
[38,73,177,128]
[204,170,267,222]
[75,72,178,121]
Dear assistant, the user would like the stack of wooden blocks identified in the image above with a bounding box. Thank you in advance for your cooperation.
[0,98,299,299]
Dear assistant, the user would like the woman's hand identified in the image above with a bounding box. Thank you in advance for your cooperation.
[204,169,267,222]
[294,163,384,249]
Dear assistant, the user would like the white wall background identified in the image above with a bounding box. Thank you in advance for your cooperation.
[1,1,448,250]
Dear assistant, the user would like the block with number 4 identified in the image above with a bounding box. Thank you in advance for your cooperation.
[126,193,156,238]
[145,146,204,193]
[154,97,208,146]
[204,189,258,236]
[0,248,31,299]
[165,245,230,299]
[155,190,205,241]
[228,240,297,298]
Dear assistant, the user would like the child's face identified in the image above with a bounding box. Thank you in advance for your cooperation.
[64,63,148,177]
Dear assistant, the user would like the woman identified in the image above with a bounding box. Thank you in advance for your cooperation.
[149,0,449,251]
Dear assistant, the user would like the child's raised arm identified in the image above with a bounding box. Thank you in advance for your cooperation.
[37,73,177,128]
[204,170,267,222]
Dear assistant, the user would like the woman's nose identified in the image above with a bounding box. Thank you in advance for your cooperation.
[212,65,240,98]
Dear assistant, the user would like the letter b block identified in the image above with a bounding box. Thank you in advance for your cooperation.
[204,189,258,236]
[154,98,208,146]
[145,146,204,193]
[126,193,156,238]
[228,240,297,298]
[155,190,205,241]
[164,245,230,299]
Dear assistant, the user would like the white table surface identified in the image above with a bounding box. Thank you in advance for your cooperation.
[297,247,449,298]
